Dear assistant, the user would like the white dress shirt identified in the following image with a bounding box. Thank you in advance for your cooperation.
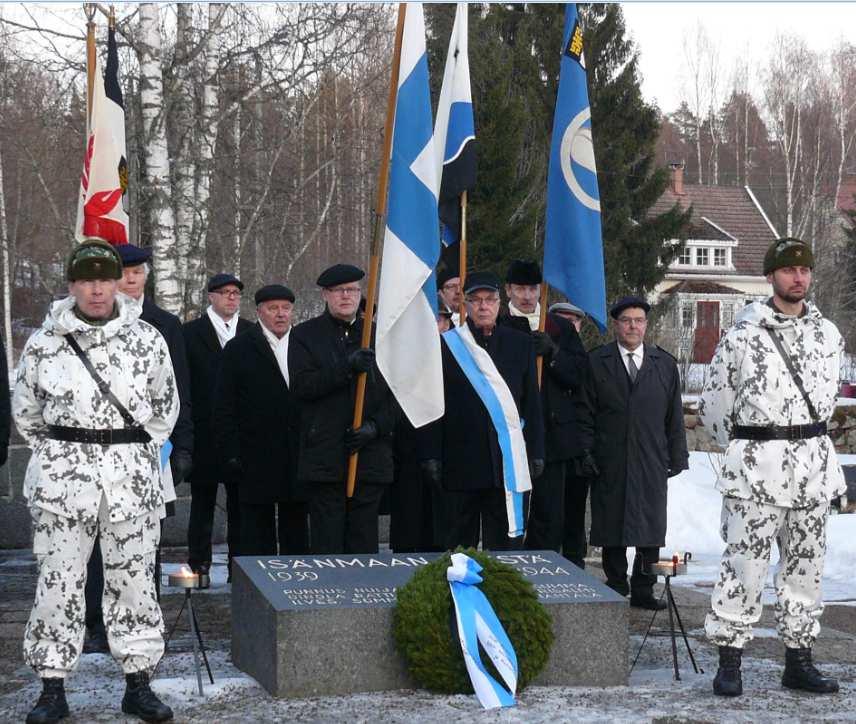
[617,342,644,378]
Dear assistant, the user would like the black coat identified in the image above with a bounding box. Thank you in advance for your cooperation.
[422,320,544,491]
[183,313,252,482]
[212,324,304,504]
[288,310,394,485]
[141,298,193,457]
[0,333,9,453]
[575,342,689,547]
[499,313,589,461]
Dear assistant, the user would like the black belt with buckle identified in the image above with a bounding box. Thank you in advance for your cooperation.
[731,422,827,441]
[46,425,151,445]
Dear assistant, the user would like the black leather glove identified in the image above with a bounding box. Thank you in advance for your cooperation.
[225,457,243,484]
[531,331,557,358]
[529,458,545,480]
[420,459,443,491]
[344,420,378,452]
[0,444,7,468]
[348,348,375,374]
[171,450,193,485]
[576,450,600,478]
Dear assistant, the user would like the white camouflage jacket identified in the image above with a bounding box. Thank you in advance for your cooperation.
[699,300,845,508]
[13,295,179,523]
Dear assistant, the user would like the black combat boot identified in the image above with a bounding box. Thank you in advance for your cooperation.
[713,645,743,696]
[26,677,69,723]
[121,671,174,722]
[781,647,839,694]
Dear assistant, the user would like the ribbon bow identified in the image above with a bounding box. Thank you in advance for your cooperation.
[447,553,518,709]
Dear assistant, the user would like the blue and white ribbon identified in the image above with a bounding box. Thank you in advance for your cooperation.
[442,325,532,537]
[447,553,518,709]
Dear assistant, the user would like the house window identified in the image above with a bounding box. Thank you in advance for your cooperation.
[678,247,692,265]
[681,302,694,329]
[713,248,727,266]
[721,302,734,328]
[696,247,709,266]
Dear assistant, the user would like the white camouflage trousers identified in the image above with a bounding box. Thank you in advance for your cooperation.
[24,496,164,677]
[705,496,827,649]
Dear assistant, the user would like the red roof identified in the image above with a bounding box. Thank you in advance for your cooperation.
[661,280,744,295]
[651,184,777,276]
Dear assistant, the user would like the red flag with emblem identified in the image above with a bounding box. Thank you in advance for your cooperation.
[75,26,128,245]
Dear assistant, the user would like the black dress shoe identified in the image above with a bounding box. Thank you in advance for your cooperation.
[122,671,173,722]
[782,647,839,694]
[26,677,69,723]
[630,593,667,611]
[82,621,109,654]
[713,645,743,696]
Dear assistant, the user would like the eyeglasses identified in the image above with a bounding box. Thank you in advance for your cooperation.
[616,316,647,326]
[212,289,242,299]
[466,295,500,307]
[327,287,361,297]
[442,282,461,292]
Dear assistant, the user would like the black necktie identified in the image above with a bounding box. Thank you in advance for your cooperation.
[627,352,638,383]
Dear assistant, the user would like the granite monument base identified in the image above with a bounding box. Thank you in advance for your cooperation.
[231,551,627,698]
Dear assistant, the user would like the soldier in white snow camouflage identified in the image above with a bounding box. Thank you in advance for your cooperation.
[699,237,845,698]
[14,239,178,723]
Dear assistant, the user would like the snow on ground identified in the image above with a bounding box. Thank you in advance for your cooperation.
[664,451,856,604]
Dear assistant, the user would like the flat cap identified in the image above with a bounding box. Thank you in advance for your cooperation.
[67,238,123,281]
[115,244,152,267]
[464,271,501,295]
[549,301,586,317]
[506,259,542,285]
[254,284,295,305]
[208,273,244,292]
[609,295,651,319]
[763,237,814,275]
[317,264,365,288]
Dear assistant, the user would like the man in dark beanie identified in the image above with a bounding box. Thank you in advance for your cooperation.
[14,239,179,722]
[701,236,844,697]
[213,284,309,556]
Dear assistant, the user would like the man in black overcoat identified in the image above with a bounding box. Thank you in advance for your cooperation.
[183,273,252,580]
[84,243,194,651]
[421,271,544,551]
[288,264,395,554]
[575,296,689,609]
[213,284,308,556]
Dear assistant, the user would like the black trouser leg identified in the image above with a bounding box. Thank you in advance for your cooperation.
[309,483,347,554]
[439,489,481,550]
[239,503,277,557]
[630,546,659,598]
[84,534,104,629]
[390,460,428,553]
[278,502,310,555]
[482,488,525,551]
[344,483,385,554]
[525,461,566,552]
[187,480,218,569]
[225,480,241,575]
[602,546,630,596]
[562,471,590,568]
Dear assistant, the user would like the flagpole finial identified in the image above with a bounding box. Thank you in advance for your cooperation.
[84,3,96,24]
[108,5,116,30]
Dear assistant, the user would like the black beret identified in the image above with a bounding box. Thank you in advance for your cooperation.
[316,264,365,288]
[464,271,501,294]
[506,259,542,285]
[763,237,814,275]
[254,284,295,305]
[115,244,152,267]
[67,239,123,281]
[609,295,651,319]
[437,265,460,288]
[208,273,244,292]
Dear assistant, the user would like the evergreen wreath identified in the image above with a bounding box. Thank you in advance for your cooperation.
[393,548,554,694]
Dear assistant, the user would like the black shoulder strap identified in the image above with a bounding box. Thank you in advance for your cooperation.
[64,333,139,429]
[765,327,820,422]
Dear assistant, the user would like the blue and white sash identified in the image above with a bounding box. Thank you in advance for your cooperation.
[447,553,518,709]
[442,325,532,537]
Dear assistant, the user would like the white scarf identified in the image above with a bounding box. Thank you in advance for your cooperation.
[260,323,290,387]
[508,301,541,331]
[206,306,239,348]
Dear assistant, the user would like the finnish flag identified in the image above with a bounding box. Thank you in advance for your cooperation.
[376,3,444,427]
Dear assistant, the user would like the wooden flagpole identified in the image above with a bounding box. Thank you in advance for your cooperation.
[84,3,97,125]
[458,191,468,325]
[535,283,548,387]
[346,3,407,499]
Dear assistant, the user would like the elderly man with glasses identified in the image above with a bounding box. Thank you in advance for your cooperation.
[575,295,688,610]
[288,264,395,554]
[182,273,252,583]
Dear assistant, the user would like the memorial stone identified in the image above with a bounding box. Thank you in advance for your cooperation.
[232,550,627,698]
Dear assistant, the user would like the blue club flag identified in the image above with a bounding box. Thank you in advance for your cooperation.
[376,3,444,428]
[434,2,476,247]
[543,4,607,332]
